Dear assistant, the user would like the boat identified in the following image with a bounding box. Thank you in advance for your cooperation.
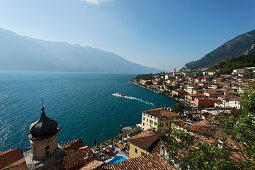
[112,93,125,97]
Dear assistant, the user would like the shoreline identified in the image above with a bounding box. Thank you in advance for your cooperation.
[129,79,184,106]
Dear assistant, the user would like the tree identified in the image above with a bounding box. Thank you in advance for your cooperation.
[165,84,255,169]
[220,83,255,167]
[145,81,152,85]
[171,103,185,114]
[166,129,244,169]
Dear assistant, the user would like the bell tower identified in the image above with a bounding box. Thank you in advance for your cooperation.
[24,106,66,169]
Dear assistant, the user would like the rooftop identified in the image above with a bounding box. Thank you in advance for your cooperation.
[0,148,25,170]
[100,154,175,170]
[80,160,105,170]
[62,139,94,170]
[128,130,160,152]
[143,108,179,119]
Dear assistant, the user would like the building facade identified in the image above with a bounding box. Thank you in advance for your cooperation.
[141,108,179,131]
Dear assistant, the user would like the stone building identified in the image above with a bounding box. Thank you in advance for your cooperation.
[24,107,66,170]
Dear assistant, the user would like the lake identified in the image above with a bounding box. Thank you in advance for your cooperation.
[0,72,176,151]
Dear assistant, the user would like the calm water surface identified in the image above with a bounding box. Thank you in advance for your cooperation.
[0,72,176,151]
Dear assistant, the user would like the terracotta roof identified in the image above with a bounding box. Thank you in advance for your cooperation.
[0,148,23,169]
[101,154,175,170]
[128,130,160,152]
[143,108,179,119]
[192,125,216,137]
[62,139,86,150]
[62,139,94,170]
[171,120,187,127]
[229,97,242,102]
[2,158,26,170]
[116,142,125,150]
[80,160,105,170]
[150,139,161,154]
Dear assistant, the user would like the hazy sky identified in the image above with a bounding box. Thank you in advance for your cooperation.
[0,0,254,71]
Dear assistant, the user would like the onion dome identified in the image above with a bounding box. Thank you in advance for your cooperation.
[28,107,60,140]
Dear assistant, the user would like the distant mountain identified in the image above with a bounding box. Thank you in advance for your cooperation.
[182,29,255,71]
[0,28,160,74]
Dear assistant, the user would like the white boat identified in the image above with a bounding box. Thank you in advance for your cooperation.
[112,93,125,97]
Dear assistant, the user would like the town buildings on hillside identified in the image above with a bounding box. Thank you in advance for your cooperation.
[128,68,254,167]
[132,68,253,112]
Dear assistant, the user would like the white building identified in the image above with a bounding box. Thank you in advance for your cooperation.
[165,74,169,80]
[214,98,241,109]
[232,69,248,75]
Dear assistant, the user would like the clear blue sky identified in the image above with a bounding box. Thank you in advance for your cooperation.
[0,0,254,71]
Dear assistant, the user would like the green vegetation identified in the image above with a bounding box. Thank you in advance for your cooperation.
[145,81,152,85]
[164,129,240,169]
[136,74,154,80]
[164,83,255,169]
[171,103,185,113]
[208,52,255,75]
[219,83,255,167]
[129,129,143,137]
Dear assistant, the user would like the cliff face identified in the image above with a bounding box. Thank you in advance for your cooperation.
[182,29,255,71]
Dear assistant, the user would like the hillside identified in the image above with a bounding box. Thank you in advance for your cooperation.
[0,28,160,74]
[208,52,255,75]
[183,29,255,70]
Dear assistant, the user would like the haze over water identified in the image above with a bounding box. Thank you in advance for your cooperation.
[0,72,176,151]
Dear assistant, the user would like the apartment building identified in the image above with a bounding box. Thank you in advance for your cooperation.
[141,108,179,131]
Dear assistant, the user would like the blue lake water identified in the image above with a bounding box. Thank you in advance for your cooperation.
[0,72,176,151]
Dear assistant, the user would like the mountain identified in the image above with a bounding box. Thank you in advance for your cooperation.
[0,28,160,74]
[182,29,255,70]
[208,52,255,75]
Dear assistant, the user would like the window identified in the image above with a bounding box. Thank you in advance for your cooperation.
[46,145,50,155]
[135,148,137,153]
[142,152,146,156]
[143,123,144,126]
[143,117,145,121]
[154,122,157,126]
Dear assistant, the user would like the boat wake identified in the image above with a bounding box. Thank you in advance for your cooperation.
[112,93,155,106]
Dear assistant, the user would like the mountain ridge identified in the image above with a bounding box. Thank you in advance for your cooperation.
[0,28,160,74]
[182,29,255,71]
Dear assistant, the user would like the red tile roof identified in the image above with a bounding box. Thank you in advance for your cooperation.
[128,130,160,152]
[0,148,23,169]
[143,108,179,119]
[116,142,125,150]
[80,160,105,170]
[101,154,175,170]
[171,120,187,127]
[62,139,86,150]
[2,158,26,170]
[62,139,94,170]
